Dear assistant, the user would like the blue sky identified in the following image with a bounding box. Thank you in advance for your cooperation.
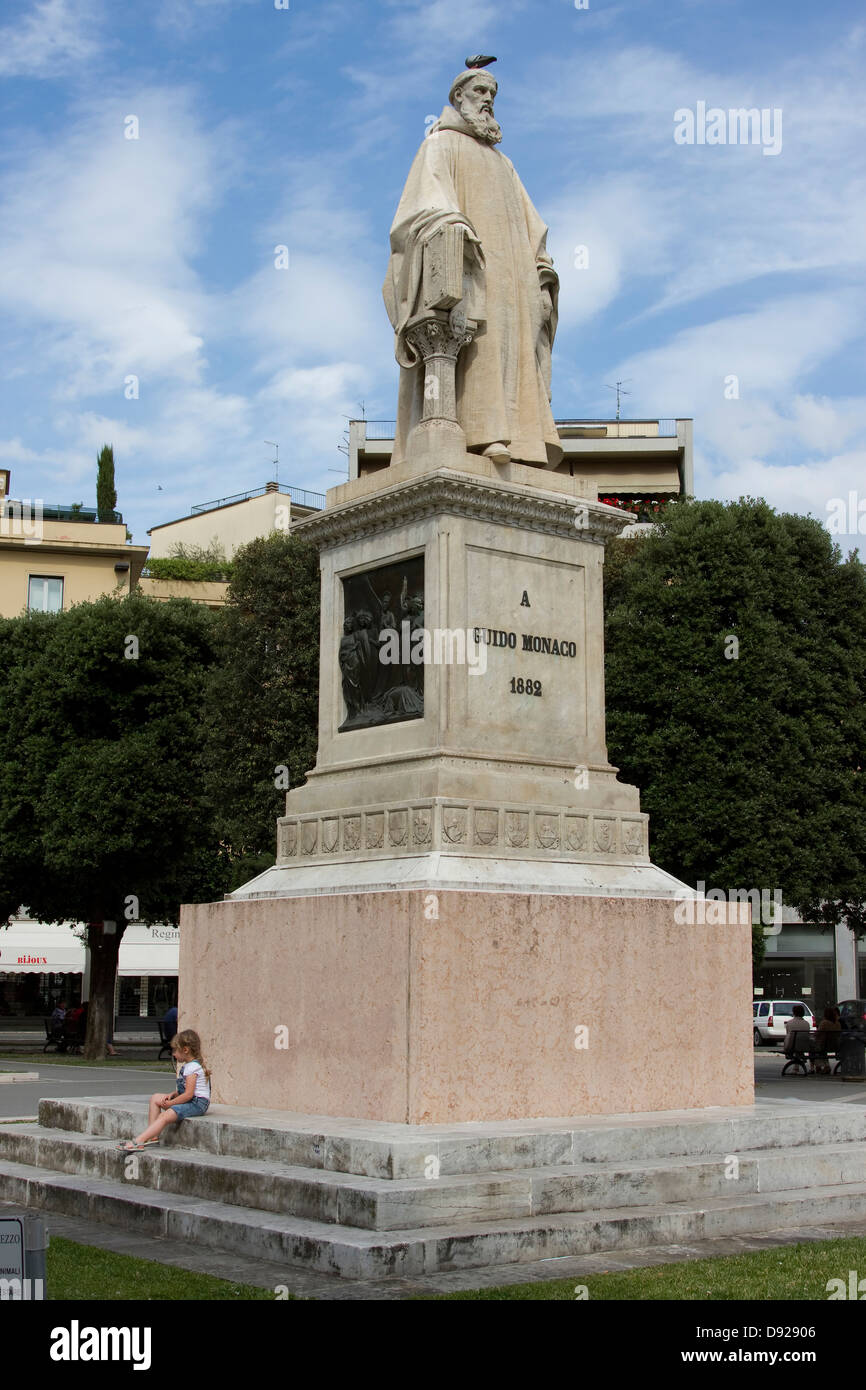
[1,0,864,545]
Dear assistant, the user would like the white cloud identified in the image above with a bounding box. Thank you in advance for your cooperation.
[0,0,103,77]
[0,88,226,396]
[546,177,674,327]
[385,0,509,50]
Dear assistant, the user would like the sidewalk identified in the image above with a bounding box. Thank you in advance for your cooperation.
[0,1029,162,1057]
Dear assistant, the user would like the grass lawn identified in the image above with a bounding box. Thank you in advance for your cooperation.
[432,1236,866,1299]
[36,1232,866,1299]
[0,1052,171,1070]
[46,1236,283,1300]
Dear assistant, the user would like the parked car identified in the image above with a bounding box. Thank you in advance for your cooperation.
[837,1000,866,1030]
[753,999,816,1046]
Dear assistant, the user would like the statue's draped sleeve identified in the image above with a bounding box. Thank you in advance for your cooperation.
[383,131,485,370]
[512,160,559,394]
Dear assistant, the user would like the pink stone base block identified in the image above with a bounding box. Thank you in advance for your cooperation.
[179,891,753,1124]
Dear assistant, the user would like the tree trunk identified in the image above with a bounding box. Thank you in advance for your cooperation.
[84,923,124,1060]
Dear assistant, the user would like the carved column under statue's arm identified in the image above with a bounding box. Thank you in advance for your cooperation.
[403,221,481,429]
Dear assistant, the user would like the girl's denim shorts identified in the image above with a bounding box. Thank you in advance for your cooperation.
[171,1097,209,1120]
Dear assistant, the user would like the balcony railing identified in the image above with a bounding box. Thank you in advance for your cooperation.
[358,418,679,440]
[1,502,124,524]
[190,484,324,515]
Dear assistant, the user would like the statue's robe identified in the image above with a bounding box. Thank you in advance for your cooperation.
[383,107,562,469]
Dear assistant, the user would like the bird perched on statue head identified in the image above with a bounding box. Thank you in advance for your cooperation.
[465,54,496,69]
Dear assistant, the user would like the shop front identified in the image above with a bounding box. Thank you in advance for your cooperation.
[0,917,178,1029]
[754,921,857,1016]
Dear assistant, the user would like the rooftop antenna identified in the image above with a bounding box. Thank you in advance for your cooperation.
[605,379,632,421]
[264,440,279,488]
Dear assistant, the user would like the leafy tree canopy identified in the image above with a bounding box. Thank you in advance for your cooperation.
[203,530,320,887]
[604,498,866,932]
[0,594,227,926]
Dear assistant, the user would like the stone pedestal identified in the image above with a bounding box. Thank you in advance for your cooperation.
[179,890,752,1124]
[181,444,754,1125]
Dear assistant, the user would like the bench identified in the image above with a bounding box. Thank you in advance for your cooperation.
[157,1022,174,1061]
[781,1031,842,1076]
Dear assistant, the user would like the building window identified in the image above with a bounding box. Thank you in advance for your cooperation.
[28,575,63,612]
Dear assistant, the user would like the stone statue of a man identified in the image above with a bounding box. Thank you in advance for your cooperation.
[383,63,562,470]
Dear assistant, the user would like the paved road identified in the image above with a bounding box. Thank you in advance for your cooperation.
[0,1061,173,1118]
[3,1050,866,1119]
[754,1046,866,1104]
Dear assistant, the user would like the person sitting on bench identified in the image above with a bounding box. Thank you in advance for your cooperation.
[783,1004,811,1057]
[811,1006,841,1074]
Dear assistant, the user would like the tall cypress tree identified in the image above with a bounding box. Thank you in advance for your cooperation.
[96,444,117,523]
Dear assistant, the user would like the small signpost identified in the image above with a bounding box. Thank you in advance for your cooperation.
[0,1208,47,1299]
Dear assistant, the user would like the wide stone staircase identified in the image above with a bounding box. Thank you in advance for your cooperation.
[3,1096,866,1280]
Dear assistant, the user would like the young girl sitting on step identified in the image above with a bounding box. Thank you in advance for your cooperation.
[117,1030,211,1151]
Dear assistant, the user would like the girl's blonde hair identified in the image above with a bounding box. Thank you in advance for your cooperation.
[172,1029,212,1083]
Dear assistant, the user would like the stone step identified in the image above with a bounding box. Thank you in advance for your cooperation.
[4,1153,866,1279]
[37,1096,866,1180]
[6,1120,866,1232]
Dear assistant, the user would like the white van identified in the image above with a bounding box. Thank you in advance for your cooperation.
[753,999,815,1046]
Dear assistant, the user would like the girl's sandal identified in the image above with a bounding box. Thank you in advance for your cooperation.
[116,1141,148,1151]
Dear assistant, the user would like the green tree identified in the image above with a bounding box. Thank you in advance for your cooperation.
[603,498,866,946]
[203,531,320,888]
[0,595,228,1057]
[96,444,117,523]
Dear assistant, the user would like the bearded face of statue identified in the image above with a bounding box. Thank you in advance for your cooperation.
[453,75,502,145]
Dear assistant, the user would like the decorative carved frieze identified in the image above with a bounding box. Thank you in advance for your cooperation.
[276,803,647,865]
[293,473,629,551]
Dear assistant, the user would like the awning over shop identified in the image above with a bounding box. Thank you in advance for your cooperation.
[118,924,179,977]
[0,919,179,977]
[0,920,85,974]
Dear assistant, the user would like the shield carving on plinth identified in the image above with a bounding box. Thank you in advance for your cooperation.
[593,819,616,854]
[622,822,644,855]
[389,810,408,846]
[536,815,560,850]
[343,817,361,851]
[322,819,339,853]
[365,813,384,849]
[281,822,298,859]
[565,817,587,851]
[505,812,529,848]
[413,809,432,845]
[301,821,319,856]
[443,808,467,844]
[474,808,498,845]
